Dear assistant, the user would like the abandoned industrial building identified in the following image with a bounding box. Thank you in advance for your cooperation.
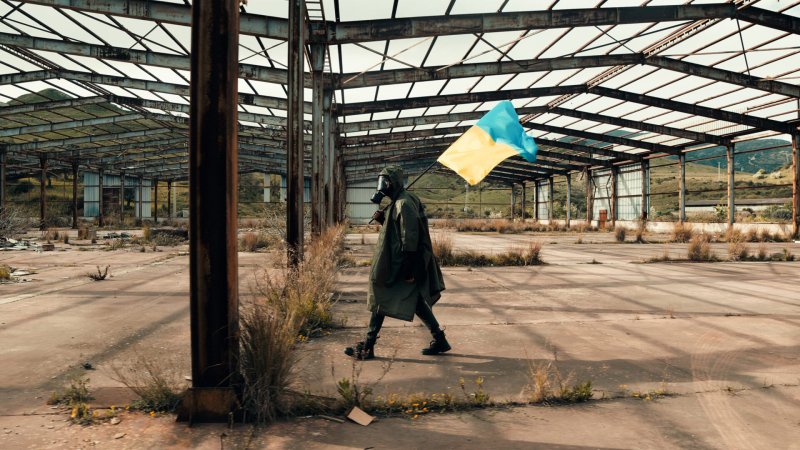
[1,0,799,447]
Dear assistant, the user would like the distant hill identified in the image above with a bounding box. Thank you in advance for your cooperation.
[691,139,792,173]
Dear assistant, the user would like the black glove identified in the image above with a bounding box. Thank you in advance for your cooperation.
[371,209,385,225]
[400,251,416,283]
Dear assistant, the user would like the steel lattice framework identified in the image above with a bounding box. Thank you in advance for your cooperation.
[0,0,798,186]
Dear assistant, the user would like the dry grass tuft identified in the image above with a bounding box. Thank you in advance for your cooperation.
[727,240,749,261]
[239,224,346,423]
[525,359,592,405]
[614,226,626,242]
[87,265,110,281]
[756,243,768,261]
[110,354,185,412]
[433,234,543,266]
[687,234,714,261]
[239,303,303,423]
[671,222,694,243]
[0,264,11,281]
[239,232,272,252]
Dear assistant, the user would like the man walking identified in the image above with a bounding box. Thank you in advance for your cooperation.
[345,165,450,360]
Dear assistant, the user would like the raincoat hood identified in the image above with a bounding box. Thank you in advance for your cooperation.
[380,165,405,197]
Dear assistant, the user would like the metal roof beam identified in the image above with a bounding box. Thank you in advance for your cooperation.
[15,2,800,45]
[22,0,291,40]
[535,137,642,163]
[540,106,731,146]
[0,32,307,87]
[0,113,146,137]
[338,85,583,115]
[324,4,742,43]
[339,53,800,98]
[337,54,642,89]
[589,85,796,134]
[523,122,678,155]
[4,128,174,151]
[0,95,109,116]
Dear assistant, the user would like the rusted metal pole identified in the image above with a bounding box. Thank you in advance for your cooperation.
[793,134,799,238]
[119,171,125,224]
[323,90,334,227]
[566,173,572,227]
[510,184,515,220]
[137,176,143,220]
[521,182,526,220]
[311,44,325,234]
[180,0,240,421]
[39,155,47,230]
[678,153,686,222]
[287,0,305,264]
[548,176,555,222]
[727,145,735,228]
[71,160,79,229]
[167,180,173,219]
[586,168,593,226]
[153,179,159,222]
[610,166,617,227]
[0,147,7,212]
[641,160,649,223]
[98,168,104,227]
[534,180,540,221]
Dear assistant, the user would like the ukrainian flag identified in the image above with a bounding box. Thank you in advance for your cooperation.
[437,100,538,185]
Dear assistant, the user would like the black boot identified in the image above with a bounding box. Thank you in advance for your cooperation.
[422,330,451,355]
[344,336,377,360]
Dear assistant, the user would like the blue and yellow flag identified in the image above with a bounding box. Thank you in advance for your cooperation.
[437,101,538,185]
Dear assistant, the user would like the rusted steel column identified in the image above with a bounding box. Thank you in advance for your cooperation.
[586,168,593,225]
[565,173,572,227]
[793,134,799,238]
[286,0,305,264]
[510,184,515,220]
[137,177,143,220]
[521,182,526,220]
[181,0,240,421]
[610,166,617,227]
[534,180,540,221]
[337,148,346,222]
[71,160,79,229]
[727,145,735,228]
[0,147,7,212]
[323,90,334,227]
[98,168,104,227]
[153,179,159,222]
[641,160,649,222]
[39,155,47,230]
[548,176,555,222]
[678,153,686,222]
[119,171,125,224]
[311,44,325,234]
[167,180,173,219]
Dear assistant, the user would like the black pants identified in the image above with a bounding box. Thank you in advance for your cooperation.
[367,296,440,342]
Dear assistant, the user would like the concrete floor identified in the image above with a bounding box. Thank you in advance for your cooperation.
[1,231,799,449]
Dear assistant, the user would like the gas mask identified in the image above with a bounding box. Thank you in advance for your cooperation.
[370,174,393,204]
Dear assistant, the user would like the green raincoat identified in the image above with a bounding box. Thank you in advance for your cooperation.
[367,166,445,321]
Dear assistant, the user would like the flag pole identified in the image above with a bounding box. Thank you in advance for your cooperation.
[369,159,439,224]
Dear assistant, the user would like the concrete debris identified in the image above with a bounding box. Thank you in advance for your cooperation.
[114,433,126,439]
[346,407,374,426]
[110,417,121,425]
